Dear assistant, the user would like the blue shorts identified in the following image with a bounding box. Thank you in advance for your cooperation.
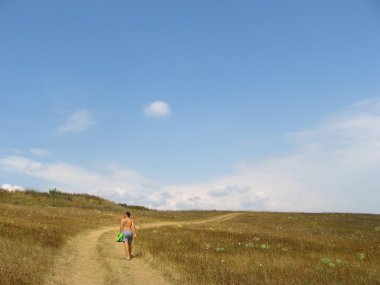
[123,230,133,242]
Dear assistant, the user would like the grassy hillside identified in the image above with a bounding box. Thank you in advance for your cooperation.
[0,189,142,284]
[138,212,380,285]
[1,189,379,284]
[0,189,221,284]
[0,188,133,210]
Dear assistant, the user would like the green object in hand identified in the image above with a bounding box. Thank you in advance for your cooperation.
[116,232,123,242]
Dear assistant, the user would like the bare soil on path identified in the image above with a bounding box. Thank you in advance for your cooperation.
[44,213,241,285]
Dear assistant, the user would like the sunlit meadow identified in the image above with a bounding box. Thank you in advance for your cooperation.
[0,189,129,284]
[1,190,380,284]
[0,189,221,284]
[137,212,380,284]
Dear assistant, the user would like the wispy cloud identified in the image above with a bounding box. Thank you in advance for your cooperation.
[29,148,50,157]
[1,98,379,213]
[155,97,380,213]
[0,155,159,205]
[144,101,171,118]
[57,110,94,134]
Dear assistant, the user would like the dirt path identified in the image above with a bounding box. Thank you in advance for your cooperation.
[44,212,241,285]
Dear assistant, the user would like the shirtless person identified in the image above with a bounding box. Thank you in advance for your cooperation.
[120,211,137,260]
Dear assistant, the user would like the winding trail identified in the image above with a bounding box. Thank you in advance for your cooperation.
[44,213,241,285]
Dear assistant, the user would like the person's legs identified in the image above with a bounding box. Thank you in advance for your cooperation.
[128,240,133,258]
[124,241,130,259]
[122,231,134,260]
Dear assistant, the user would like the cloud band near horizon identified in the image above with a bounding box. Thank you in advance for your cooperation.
[1,98,380,213]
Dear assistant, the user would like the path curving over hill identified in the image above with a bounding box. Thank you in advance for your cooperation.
[44,212,241,285]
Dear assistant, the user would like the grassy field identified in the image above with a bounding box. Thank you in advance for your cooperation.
[0,189,138,284]
[1,189,380,284]
[138,212,380,284]
[0,189,220,284]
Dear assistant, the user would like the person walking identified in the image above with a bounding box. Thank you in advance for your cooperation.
[120,211,137,260]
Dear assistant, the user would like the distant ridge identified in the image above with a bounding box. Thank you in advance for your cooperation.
[0,188,150,211]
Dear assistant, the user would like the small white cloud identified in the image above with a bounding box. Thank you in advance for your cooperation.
[1,184,24,191]
[57,110,94,134]
[144,101,171,118]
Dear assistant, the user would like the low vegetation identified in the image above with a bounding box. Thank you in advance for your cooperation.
[0,189,140,284]
[138,212,380,284]
[0,189,222,284]
[1,188,126,211]
[2,189,379,284]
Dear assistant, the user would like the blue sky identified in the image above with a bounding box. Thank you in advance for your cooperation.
[1,1,380,213]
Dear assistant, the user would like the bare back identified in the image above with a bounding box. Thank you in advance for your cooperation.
[121,217,134,231]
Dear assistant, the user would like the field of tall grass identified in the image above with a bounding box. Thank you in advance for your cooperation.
[138,212,380,284]
[2,189,380,284]
[0,189,134,284]
[0,189,221,284]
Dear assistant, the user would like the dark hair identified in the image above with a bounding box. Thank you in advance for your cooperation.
[125,211,131,217]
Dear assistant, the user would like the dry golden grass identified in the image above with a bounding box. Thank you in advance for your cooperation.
[0,189,135,284]
[138,212,380,285]
[0,189,221,284]
[2,189,380,285]
[134,210,229,224]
